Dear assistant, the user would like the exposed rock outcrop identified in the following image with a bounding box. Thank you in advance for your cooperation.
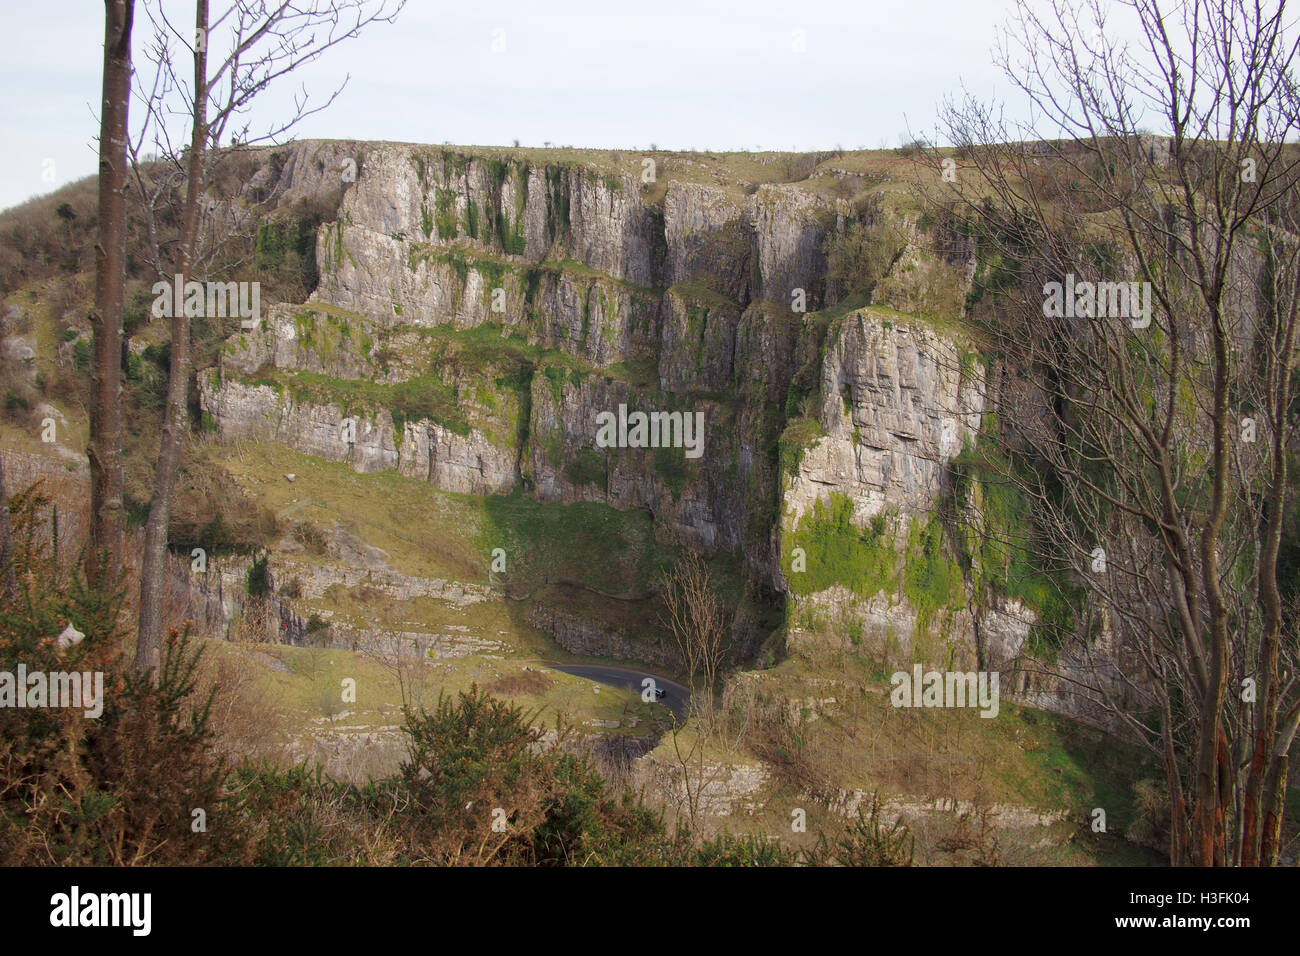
[195,140,1104,721]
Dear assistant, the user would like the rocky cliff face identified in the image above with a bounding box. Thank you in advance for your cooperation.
[773,310,1026,672]
[784,314,984,524]
[199,139,1075,704]
[299,144,836,324]
[202,143,848,562]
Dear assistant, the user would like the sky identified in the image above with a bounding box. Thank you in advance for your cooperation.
[0,0,1031,212]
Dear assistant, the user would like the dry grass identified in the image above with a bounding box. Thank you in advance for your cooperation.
[485,670,553,696]
[676,637,1160,863]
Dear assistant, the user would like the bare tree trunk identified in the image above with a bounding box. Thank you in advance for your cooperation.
[0,452,16,599]
[1159,693,1188,865]
[1242,237,1300,865]
[87,0,133,588]
[130,0,403,673]
[1259,752,1289,863]
[136,0,207,672]
[1193,301,1232,866]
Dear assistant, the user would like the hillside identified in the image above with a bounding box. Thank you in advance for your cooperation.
[0,140,1201,863]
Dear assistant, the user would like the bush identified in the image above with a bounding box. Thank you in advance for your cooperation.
[246,553,271,597]
[695,832,798,866]
[563,448,606,488]
[823,202,909,301]
[141,341,170,372]
[255,216,320,298]
[779,416,826,478]
[123,287,153,338]
[802,794,915,866]
[201,511,236,555]
[0,482,240,865]
[72,338,91,371]
[386,685,559,863]
[951,435,1078,644]
[292,521,328,555]
[379,685,677,865]
[3,390,28,415]
[229,763,371,865]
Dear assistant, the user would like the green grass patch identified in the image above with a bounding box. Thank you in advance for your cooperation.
[783,492,896,598]
[434,187,458,240]
[563,447,607,488]
[479,489,675,598]
[239,367,471,437]
[952,423,1079,649]
[902,514,965,628]
[653,445,694,500]
[779,416,826,478]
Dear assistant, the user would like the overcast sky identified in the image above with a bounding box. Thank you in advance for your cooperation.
[0,0,1031,211]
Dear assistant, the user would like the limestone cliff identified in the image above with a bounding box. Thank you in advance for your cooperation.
[198,139,1072,704]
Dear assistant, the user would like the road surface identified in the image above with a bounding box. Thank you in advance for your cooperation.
[546,663,690,720]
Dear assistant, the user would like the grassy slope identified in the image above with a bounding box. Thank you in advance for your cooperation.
[209,441,712,674]
[198,637,671,783]
[650,646,1163,865]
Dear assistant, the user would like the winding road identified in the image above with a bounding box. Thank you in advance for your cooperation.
[546,663,690,721]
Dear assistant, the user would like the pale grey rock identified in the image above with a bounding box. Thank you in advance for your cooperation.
[659,284,741,393]
[3,335,35,365]
[752,183,833,307]
[56,623,85,650]
[186,139,1154,732]
[976,596,1033,672]
[663,183,751,301]
[199,376,399,473]
[785,311,984,525]
[528,604,680,671]
[398,419,517,496]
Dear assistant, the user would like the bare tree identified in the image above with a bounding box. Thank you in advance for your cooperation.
[659,552,748,834]
[0,452,15,599]
[662,552,727,702]
[926,0,1300,865]
[364,610,439,715]
[131,0,405,672]
[87,0,135,587]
